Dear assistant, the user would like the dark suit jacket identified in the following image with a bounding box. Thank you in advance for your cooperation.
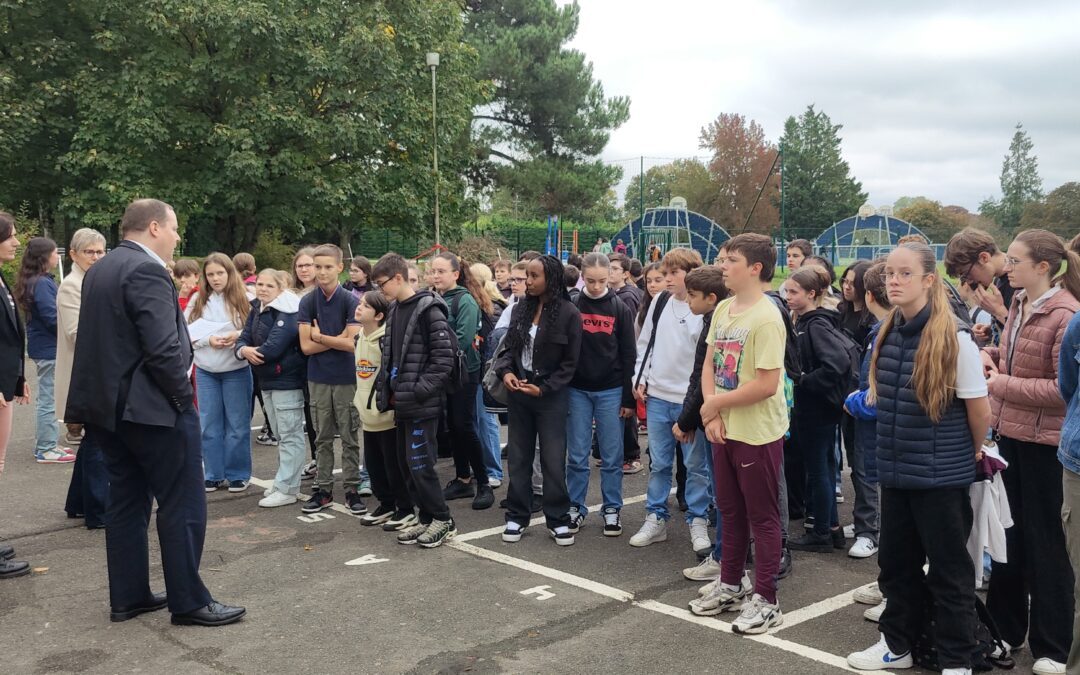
[66,241,194,431]
[0,272,26,401]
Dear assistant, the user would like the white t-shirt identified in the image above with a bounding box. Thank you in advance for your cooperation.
[956,331,988,400]
[521,325,539,372]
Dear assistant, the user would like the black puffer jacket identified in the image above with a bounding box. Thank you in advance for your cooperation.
[793,307,851,424]
[375,291,455,421]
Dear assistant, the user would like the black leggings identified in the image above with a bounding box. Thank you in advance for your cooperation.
[303,385,317,459]
[449,375,488,486]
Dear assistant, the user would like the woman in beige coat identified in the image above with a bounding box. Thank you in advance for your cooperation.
[58,228,108,529]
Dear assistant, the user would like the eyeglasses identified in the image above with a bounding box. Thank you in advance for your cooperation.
[884,271,926,283]
[510,277,526,284]
[80,249,106,257]
[1004,256,1030,267]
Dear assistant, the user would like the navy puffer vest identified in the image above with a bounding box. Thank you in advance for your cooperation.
[875,305,975,490]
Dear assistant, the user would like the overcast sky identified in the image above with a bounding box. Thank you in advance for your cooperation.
[564,0,1080,211]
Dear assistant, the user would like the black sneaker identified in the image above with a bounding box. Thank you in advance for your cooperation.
[204,480,224,493]
[397,522,428,545]
[778,547,793,580]
[227,480,248,493]
[502,522,525,543]
[549,527,575,546]
[567,509,585,534]
[345,491,367,516]
[803,514,816,530]
[472,484,495,510]
[831,528,846,550]
[301,490,333,513]
[417,519,457,548]
[382,510,418,532]
[443,479,475,501]
[788,532,833,553]
[361,504,396,526]
[603,507,622,537]
[499,497,509,509]
[300,460,317,481]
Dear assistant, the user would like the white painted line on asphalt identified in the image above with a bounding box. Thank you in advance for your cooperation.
[633,598,733,631]
[447,540,634,602]
[345,554,389,566]
[773,584,861,632]
[747,633,883,674]
[248,476,358,518]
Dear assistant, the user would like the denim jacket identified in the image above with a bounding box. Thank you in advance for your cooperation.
[1058,312,1080,476]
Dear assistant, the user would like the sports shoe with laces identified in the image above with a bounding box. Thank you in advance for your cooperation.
[847,634,912,670]
[358,477,372,497]
[864,598,887,623]
[853,583,883,605]
[301,490,333,513]
[602,507,622,536]
[1032,657,1066,674]
[36,448,76,464]
[259,491,296,508]
[255,430,278,446]
[689,574,752,616]
[472,484,495,510]
[502,521,525,543]
[567,508,585,534]
[848,536,878,558]
[417,519,457,548]
[382,510,418,532]
[732,593,783,635]
[549,526,575,546]
[443,479,475,501]
[227,480,248,493]
[629,513,667,547]
[345,491,367,516]
[361,504,396,526]
[683,555,722,582]
[689,517,711,557]
[204,480,225,493]
[397,522,428,545]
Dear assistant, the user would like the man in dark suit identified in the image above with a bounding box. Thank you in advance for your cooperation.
[66,199,245,626]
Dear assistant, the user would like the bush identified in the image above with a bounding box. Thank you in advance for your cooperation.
[252,228,298,273]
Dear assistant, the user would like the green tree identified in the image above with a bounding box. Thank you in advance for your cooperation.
[1019,182,1080,239]
[979,123,1043,233]
[465,0,629,221]
[776,105,867,240]
[623,159,713,221]
[893,196,929,211]
[894,198,968,243]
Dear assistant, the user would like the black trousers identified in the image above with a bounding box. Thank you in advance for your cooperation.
[987,437,1075,662]
[623,415,640,462]
[878,486,976,669]
[364,428,412,513]
[784,433,806,519]
[303,385,317,459]
[90,407,213,615]
[64,427,110,528]
[396,417,450,523]
[506,389,571,529]
[449,375,488,486]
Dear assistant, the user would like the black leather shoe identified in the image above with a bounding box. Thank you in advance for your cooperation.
[0,544,14,560]
[111,592,168,622]
[171,601,246,626]
[0,559,30,579]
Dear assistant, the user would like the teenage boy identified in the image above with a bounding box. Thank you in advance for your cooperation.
[298,244,364,515]
[609,253,643,318]
[630,248,713,558]
[785,239,812,270]
[493,260,512,299]
[693,233,789,635]
[372,253,458,548]
[944,227,1015,343]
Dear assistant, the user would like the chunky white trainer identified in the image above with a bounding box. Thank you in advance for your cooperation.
[629,513,667,547]
[731,593,783,635]
[683,555,722,582]
[847,635,913,670]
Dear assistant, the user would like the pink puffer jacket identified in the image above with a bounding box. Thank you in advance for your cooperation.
[985,287,1079,445]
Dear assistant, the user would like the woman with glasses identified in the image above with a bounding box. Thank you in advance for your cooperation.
[981,230,1080,674]
[56,228,110,528]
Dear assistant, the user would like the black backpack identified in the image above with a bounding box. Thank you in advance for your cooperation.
[634,291,671,390]
[912,595,1014,672]
[806,317,861,411]
[766,291,802,386]
[444,293,471,393]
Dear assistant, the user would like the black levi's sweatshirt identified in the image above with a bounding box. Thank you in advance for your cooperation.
[570,290,637,407]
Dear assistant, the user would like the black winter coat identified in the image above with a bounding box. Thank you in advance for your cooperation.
[493,295,582,397]
[793,307,851,424]
[376,291,455,421]
[235,296,306,390]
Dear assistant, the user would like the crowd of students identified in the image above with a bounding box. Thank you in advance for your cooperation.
[2,210,1080,674]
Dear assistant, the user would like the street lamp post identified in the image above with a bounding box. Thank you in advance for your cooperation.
[426,51,440,247]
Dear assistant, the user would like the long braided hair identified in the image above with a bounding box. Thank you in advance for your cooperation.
[504,255,567,357]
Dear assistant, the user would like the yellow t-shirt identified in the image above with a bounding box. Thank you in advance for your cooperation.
[706,295,789,445]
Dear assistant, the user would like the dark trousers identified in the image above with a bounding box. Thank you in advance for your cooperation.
[505,389,571,529]
[90,407,213,615]
[987,437,1075,662]
[784,432,806,519]
[449,375,488,487]
[364,428,412,513]
[676,447,688,504]
[303,384,317,459]
[64,427,110,528]
[623,416,640,462]
[878,486,976,669]
[396,417,450,523]
[796,416,839,535]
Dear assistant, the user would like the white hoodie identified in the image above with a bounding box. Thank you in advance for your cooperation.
[633,294,703,404]
[187,292,252,373]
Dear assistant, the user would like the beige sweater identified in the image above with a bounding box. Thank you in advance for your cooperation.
[54,264,85,422]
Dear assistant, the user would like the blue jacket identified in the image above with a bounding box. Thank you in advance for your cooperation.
[845,321,881,482]
[874,306,975,490]
[235,293,305,391]
[26,274,58,360]
[1059,312,1080,476]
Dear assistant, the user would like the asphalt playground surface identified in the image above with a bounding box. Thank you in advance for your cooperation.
[0,373,1032,674]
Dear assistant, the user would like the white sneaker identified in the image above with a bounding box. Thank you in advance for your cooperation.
[942,669,972,675]
[263,487,275,497]
[848,537,878,558]
[689,517,711,555]
[1032,658,1066,675]
[864,598,887,623]
[488,478,502,488]
[847,634,913,670]
[36,448,76,464]
[689,574,751,615]
[835,487,845,504]
[683,555,722,582]
[843,523,855,539]
[629,513,667,547]
[732,593,783,635]
[853,583,883,605]
[259,491,297,508]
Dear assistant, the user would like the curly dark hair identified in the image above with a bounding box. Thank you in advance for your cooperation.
[504,255,567,358]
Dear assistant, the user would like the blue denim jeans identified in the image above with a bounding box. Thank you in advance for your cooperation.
[475,384,503,481]
[263,389,306,495]
[646,397,710,522]
[566,387,624,514]
[196,367,253,482]
[33,359,58,456]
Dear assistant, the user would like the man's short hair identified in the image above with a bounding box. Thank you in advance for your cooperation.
[684,266,728,302]
[564,264,580,286]
[660,247,703,274]
[173,258,200,278]
[608,252,629,272]
[727,233,777,281]
[944,227,999,277]
[121,198,173,235]
[492,259,511,272]
[372,252,408,282]
[311,243,343,263]
[511,261,528,273]
[786,238,813,258]
[519,250,542,262]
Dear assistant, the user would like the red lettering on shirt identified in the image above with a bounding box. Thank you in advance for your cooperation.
[581,313,615,335]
